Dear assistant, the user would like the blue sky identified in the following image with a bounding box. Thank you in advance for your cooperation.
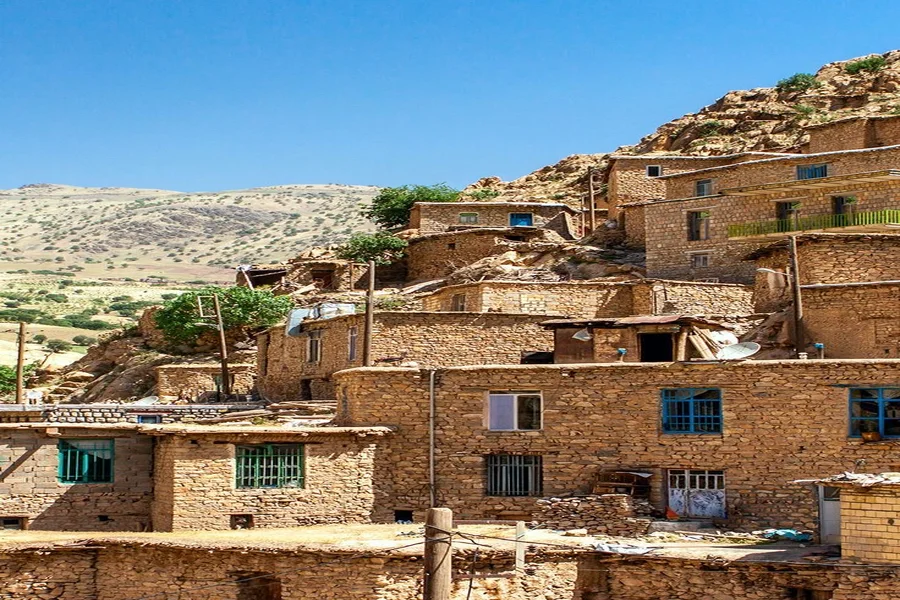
[2,0,899,192]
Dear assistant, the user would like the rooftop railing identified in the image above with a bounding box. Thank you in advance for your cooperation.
[727,209,900,238]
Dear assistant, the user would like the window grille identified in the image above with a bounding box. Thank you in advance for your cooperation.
[488,392,542,431]
[669,469,725,490]
[348,326,358,361]
[58,439,114,484]
[797,164,829,180]
[486,454,542,496]
[662,388,722,433]
[136,415,161,424]
[459,212,479,224]
[849,388,900,437]
[695,179,713,197]
[236,444,305,488]
[307,331,322,363]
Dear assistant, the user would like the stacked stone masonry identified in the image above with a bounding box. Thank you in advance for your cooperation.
[536,494,652,537]
[154,363,256,401]
[409,202,576,235]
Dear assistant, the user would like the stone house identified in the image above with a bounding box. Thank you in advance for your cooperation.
[335,359,900,538]
[0,422,391,532]
[154,363,256,402]
[256,311,555,402]
[235,263,288,288]
[804,114,900,154]
[420,279,753,319]
[633,145,900,282]
[405,227,561,281]
[408,201,578,237]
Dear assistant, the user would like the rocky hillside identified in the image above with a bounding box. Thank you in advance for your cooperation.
[465,50,900,206]
[0,183,378,282]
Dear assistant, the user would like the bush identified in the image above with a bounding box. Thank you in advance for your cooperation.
[72,335,97,346]
[794,104,816,117]
[776,73,820,93]
[845,56,886,75]
[466,188,501,201]
[154,286,293,346]
[698,120,724,138]
[0,363,38,394]
[363,184,459,229]
[45,339,72,353]
[32,334,47,344]
[335,233,408,265]
[44,293,68,303]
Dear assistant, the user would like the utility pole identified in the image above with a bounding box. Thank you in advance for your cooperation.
[363,260,375,366]
[789,235,804,356]
[15,322,26,405]
[423,507,452,600]
[587,166,597,234]
[198,295,231,400]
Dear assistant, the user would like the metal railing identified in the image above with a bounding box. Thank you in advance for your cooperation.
[727,209,900,238]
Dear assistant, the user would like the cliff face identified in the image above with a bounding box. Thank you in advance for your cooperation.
[465,50,900,205]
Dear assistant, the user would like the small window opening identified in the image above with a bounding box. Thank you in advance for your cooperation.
[797,164,828,180]
[638,332,674,362]
[310,269,335,290]
[233,571,282,600]
[0,518,25,530]
[695,179,713,197]
[447,242,456,250]
[394,510,414,523]
[788,589,833,600]
[98,515,110,522]
[646,165,662,177]
[231,514,255,529]
[136,414,162,424]
[504,235,526,242]
[306,330,322,363]
[347,326,359,361]
[450,294,466,312]
[690,253,710,269]
[459,212,479,225]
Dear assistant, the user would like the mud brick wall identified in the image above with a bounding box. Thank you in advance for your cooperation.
[802,283,900,359]
[335,360,900,530]
[0,430,152,531]
[840,487,900,563]
[257,312,554,402]
[406,229,553,281]
[151,432,382,531]
[536,494,651,537]
[644,180,900,283]
[154,363,256,401]
[409,202,573,234]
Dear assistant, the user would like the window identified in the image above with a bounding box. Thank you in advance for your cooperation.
[687,210,710,241]
[0,518,24,530]
[849,388,900,438]
[488,391,542,431]
[136,414,161,424]
[235,444,304,488]
[509,213,534,227]
[306,330,322,363]
[486,454,542,496]
[58,439,114,484]
[695,179,713,197]
[459,212,479,224]
[797,164,829,180]
[347,326,358,361]
[646,165,663,177]
[447,242,456,250]
[690,253,710,269]
[450,294,466,311]
[662,388,722,434]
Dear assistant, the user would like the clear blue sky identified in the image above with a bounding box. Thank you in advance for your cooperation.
[2,0,899,192]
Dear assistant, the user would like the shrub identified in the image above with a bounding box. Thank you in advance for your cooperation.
[698,120,724,138]
[154,286,293,346]
[794,104,816,117]
[45,339,72,353]
[845,56,887,75]
[335,232,408,265]
[466,188,501,201]
[363,184,459,229]
[72,335,97,346]
[43,293,68,303]
[0,363,37,394]
[776,73,820,93]
[32,334,47,344]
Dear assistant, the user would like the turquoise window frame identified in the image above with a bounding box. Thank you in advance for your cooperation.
[57,439,115,484]
[235,444,305,489]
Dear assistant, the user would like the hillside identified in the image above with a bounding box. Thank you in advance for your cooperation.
[465,50,900,206]
[0,183,378,282]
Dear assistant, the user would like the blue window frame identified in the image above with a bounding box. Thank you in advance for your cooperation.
[662,388,722,434]
[797,163,829,180]
[509,213,534,227]
[58,439,114,484]
[849,388,900,437]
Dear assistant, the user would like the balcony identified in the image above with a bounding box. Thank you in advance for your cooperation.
[728,209,900,239]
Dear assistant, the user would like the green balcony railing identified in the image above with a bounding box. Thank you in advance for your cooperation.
[727,209,900,238]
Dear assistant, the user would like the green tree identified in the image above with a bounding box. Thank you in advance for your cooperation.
[364,184,459,229]
[154,286,293,346]
[45,339,73,353]
[775,73,820,93]
[32,334,47,344]
[0,363,38,394]
[335,233,408,265]
[72,335,97,346]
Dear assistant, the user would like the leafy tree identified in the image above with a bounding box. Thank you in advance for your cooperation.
[776,73,821,93]
[335,233,408,265]
[845,56,886,75]
[0,363,38,394]
[45,339,73,353]
[32,334,47,344]
[154,286,293,346]
[364,184,459,229]
[72,335,97,346]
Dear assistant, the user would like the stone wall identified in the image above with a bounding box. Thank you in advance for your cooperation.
[620,204,645,248]
[807,115,900,154]
[0,429,153,531]
[536,494,652,537]
[406,228,556,281]
[154,363,256,401]
[644,180,900,283]
[409,202,574,234]
[335,360,900,529]
[802,283,900,358]
[257,312,554,402]
[151,432,382,531]
[0,403,264,424]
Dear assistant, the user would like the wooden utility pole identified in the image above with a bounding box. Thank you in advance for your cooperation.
[789,235,804,356]
[587,166,597,234]
[212,294,231,399]
[424,508,452,600]
[15,322,26,405]
[363,260,376,366]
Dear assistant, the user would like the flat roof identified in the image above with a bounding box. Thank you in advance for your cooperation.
[0,422,394,437]
[744,232,900,260]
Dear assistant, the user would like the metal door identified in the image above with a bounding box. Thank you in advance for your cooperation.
[819,486,841,544]
[668,469,726,518]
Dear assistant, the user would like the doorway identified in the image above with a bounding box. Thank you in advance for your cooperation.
[638,333,674,362]
[819,486,841,544]
[310,269,335,290]
[668,469,726,518]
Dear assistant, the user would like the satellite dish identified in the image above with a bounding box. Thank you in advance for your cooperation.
[572,328,592,342]
[716,342,761,360]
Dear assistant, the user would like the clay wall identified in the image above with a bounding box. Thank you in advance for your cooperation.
[840,487,900,563]
[0,429,153,531]
[410,202,574,234]
[154,364,256,401]
[335,360,900,529]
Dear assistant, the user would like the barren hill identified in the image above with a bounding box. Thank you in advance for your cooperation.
[0,183,377,282]
[465,50,900,206]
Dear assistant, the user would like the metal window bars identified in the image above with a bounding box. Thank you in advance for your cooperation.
[58,439,114,484]
[235,444,305,489]
[485,454,543,497]
[662,388,722,434]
